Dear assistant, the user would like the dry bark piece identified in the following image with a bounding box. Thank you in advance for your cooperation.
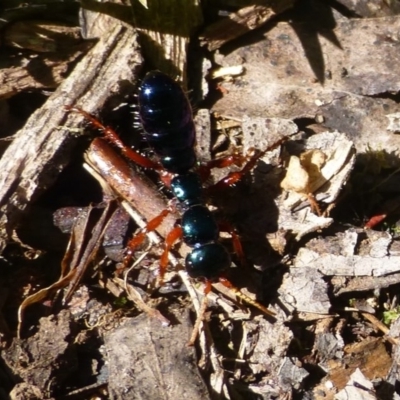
[312,318,345,363]
[200,1,295,51]
[333,273,400,295]
[84,139,176,239]
[329,338,391,394]
[129,0,203,79]
[298,229,400,295]
[296,247,400,278]
[0,22,89,99]
[241,116,298,156]
[3,310,77,398]
[239,317,306,397]
[212,15,400,157]
[296,247,400,277]
[0,22,142,255]
[3,20,82,52]
[215,14,400,97]
[278,207,333,241]
[314,335,391,399]
[0,1,79,29]
[104,311,209,400]
[278,266,331,315]
[244,316,292,371]
[335,368,376,400]
[387,317,400,391]
[194,109,212,162]
[336,0,400,17]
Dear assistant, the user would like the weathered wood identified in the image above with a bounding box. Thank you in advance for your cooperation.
[105,311,209,400]
[80,0,203,81]
[0,22,143,254]
[0,21,87,99]
[212,14,400,157]
[200,0,294,51]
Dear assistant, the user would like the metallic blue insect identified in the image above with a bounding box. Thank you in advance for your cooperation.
[138,71,231,281]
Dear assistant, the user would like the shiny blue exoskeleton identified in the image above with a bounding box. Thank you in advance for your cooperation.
[138,71,196,174]
[138,71,231,280]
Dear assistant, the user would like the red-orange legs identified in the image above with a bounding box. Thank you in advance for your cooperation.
[210,136,288,192]
[218,223,275,317]
[219,221,246,266]
[198,149,247,182]
[306,193,322,216]
[65,106,161,170]
[123,209,170,271]
[364,213,387,229]
[364,196,400,229]
[159,226,182,284]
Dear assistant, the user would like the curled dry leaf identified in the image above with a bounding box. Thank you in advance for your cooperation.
[281,131,355,212]
[281,149,327,196]
[273,131,355,242]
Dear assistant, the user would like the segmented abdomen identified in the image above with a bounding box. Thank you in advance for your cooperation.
[138,71,196,173]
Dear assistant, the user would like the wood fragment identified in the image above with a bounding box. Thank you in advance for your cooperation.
[84,139,176,238]
[200,1,295,51]
[104,311,209,400]
[0,22,88,99]
[212,15,400,157]
[4,310,77,398]
[129,0,203,79]
[0,22,142,254]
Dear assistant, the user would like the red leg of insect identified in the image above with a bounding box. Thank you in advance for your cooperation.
[364,213,387,229]
[65,106,161,170]
[218,277,276,317]
[159,226,183,284]
[198,150,247,181]
[306,193,322,216]
[210,136,288,191]
[219,221,246,266]
[123,209,171,269]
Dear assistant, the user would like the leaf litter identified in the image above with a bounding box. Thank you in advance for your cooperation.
[3,1,400,399]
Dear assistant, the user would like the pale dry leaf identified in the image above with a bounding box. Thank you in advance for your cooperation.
[300,149,327,182]
[335,368,376,400]
[282,131,355,211]
[281,149,327,196]
[280,155,310,194]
